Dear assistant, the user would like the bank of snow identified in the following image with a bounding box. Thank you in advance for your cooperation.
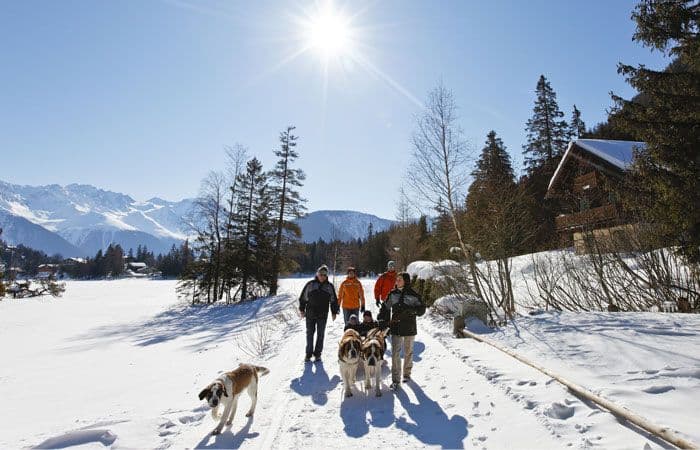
[424,310,700,447]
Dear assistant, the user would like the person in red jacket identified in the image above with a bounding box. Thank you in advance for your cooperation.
[373,260,397,308]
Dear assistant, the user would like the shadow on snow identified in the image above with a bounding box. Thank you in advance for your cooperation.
[394,381,468,449]
[289,360,341,406]
[65,294,295,352]
[195,416,260,449]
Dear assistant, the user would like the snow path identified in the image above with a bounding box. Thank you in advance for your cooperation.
[181,279,563,449]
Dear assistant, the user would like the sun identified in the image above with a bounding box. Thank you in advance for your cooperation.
[304,6,354,59]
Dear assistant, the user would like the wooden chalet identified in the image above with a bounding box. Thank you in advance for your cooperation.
[546,139,645,253]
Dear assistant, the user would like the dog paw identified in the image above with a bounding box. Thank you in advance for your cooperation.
[212,428,222,435]
[225,420,233,426]
[245,411,254,417]
[376,390,382,397]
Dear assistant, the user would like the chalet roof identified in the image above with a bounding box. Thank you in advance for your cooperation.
[128,262,147,268]
[548,139,646,191]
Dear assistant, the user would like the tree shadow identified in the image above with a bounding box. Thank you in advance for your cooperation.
[289,361,341,406]
[64,294,295,352]
[195,416,259,449]
[394,382,468,449]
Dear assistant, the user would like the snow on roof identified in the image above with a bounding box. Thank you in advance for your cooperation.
[128,262,147,268]
[548,139,646,191]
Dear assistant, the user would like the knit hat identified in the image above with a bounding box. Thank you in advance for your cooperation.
[317,264,329,275]
[347,266,356,273]
[349,314,358,322]
[387,260,396,270]
[363,310,372,318]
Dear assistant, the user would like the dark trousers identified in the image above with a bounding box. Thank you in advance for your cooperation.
[343,308,359,325]
[305,315,328,357]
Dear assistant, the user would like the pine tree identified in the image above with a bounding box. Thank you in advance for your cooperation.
[269,126,306,295]
[465,131,524,258]
[523,75,570,174]
[569,104,586,139]
[229,158,275,300]
[521,76,570,250]
[612,0,700,262]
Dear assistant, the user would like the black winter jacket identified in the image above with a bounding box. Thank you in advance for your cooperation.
[377,286,426,336]
[299,277,339,319]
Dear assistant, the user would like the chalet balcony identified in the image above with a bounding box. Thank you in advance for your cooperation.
[555,204,619,231]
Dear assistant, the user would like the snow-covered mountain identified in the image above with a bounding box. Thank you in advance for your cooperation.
[295,210,394,243]
[0,180,395,256]
[0,180,194,257]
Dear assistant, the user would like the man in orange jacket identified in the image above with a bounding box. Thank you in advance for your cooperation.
[338,267,365,325]
[373,260,397,308]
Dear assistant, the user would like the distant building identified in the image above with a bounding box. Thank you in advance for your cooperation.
[37,264,59,279]
[63,257,86,266]
[546,139,646,253]
[126,261,151,276]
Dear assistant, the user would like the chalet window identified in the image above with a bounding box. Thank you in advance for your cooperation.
[580,197,590,211]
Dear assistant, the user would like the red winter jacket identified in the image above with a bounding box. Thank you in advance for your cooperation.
[373,270,397,302]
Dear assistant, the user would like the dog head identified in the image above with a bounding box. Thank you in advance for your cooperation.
[339,330,362,363]
[198,380,227,408]
[361,328,386,367]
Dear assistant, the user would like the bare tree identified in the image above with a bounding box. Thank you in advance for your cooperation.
[390,186,425,270]
[188,171,226,303]
[406,83,483,299]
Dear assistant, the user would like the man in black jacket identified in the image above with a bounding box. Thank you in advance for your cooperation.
[378,272,426,389]
[299,264,339,362]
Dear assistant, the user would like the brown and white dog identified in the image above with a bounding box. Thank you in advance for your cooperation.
[361,327,388,397]
[198,363,270,435]
[338,329,362,397]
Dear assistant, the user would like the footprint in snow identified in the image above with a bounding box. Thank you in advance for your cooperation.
[178,412,205,424]
[524,400,537,410]
[544,402,575,420]
[642,385,675,394]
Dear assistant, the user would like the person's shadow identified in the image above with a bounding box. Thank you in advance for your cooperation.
[395,382,469,449]
[290,361,341,406]
[195,416,259,449]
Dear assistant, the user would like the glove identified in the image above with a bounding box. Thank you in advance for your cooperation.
[375,299,381,308]
[360,305,365,313]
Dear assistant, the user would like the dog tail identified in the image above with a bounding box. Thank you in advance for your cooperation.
[254,366,270,376]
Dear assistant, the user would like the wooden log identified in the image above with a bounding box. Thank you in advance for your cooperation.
[458,328,698,449]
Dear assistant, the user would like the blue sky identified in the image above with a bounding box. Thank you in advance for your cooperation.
[1,0,668,219]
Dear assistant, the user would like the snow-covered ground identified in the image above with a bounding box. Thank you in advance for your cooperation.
[1,279,698,449]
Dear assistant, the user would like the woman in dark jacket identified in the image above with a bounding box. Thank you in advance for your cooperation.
[377,272,425,389]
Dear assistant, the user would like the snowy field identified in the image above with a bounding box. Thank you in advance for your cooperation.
[1,279,699,449]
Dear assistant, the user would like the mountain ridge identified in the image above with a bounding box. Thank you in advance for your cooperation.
[0,180,394,256]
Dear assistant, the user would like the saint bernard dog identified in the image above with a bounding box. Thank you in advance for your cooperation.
[198,363,270,435]
[338,328,362,397]
[361,327,389,397]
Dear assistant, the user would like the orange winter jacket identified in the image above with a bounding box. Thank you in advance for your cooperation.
[338,277,365,310]
[374,270,397,302]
